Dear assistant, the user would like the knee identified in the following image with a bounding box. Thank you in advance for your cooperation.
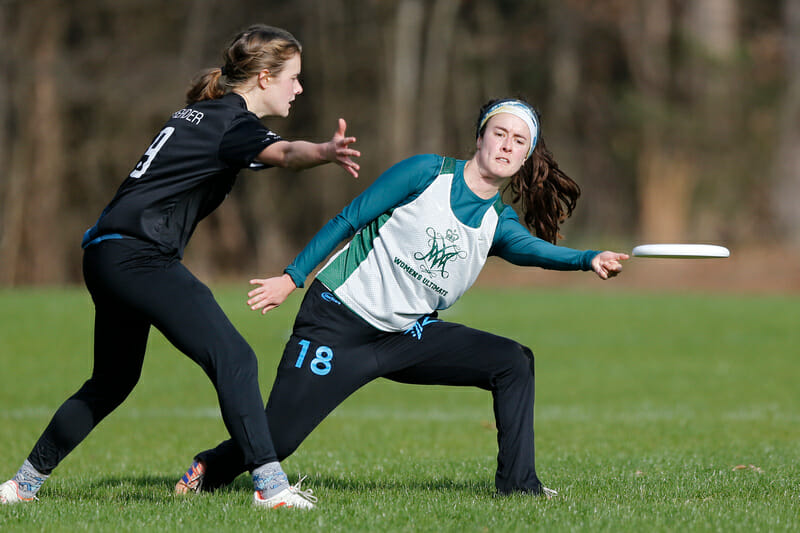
[79,372,140,412]
[218,342,259,383]
[495,340,535,383]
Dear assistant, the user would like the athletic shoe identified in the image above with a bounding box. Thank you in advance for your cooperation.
[0,480,35,504]
[174,460,206,495]
[496,484,558,499]
[542,486,558,499]
[253,476,317,510]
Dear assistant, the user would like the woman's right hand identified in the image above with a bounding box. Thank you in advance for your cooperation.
[326,118,361,178]
[247,273,297,314]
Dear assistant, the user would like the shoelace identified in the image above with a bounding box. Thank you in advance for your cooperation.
[289,475,318,503]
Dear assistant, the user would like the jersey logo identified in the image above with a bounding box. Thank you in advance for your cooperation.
[414,227,467,279]
[321,291,341,305]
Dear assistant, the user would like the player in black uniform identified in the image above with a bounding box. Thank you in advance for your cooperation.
[0,25,358,510]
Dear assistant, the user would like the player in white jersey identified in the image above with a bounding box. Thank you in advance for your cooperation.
[177,98,628,498]
[1,25,359,510]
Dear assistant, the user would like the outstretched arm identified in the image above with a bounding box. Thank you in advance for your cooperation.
[492,213,629,277]
[256,118,361,177]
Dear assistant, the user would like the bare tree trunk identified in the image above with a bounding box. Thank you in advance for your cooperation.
[637,143,692,242]
[548,2,581,132]
[310,0,353,215]
[418,0,460,153]
[0,0,66,284]
[0,3,13,283]
[682,0,739,241]
[773,0,800,245]
[619,0,693,242]
[390,0,425,160]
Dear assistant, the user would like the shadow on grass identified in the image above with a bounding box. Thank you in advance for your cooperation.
[228,472,495,496]
[53,473,495,502]
[46,475,198,504]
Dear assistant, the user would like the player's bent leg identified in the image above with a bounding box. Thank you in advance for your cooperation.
[182,281,381,497]
[24,288,150,486]
[382,322,551,496]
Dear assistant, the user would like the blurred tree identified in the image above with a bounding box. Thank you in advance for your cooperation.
[772,0,800,244]
[1,0,67,284]
[618,0,693,243]
[0,0,795,285]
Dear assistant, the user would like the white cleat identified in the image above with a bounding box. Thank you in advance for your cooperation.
[253,476,317,510]
[0,480,34,504]
[542,486,558,499]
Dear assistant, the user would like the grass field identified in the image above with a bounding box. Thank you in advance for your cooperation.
[1,284,798,531]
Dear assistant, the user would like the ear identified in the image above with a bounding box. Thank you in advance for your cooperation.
[257,69,271,89]
[476,135,483,150]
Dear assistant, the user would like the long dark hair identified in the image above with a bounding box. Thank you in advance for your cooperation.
[476,98,581,244]
[185,25,302,105]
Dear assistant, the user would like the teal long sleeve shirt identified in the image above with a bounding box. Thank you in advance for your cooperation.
[285,154,599,288]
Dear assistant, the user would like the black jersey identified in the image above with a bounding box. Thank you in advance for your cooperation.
[84,93,282,257]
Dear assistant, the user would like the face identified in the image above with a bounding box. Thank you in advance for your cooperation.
[474,113,531,179]
[262,53,303,117]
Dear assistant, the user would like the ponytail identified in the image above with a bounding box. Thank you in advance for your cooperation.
[504,135,581,244]
[185,68,226,105]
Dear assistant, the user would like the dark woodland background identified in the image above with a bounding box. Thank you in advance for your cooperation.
[1,0,798,286]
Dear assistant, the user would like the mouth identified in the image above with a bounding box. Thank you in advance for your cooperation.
[495,156,510,164]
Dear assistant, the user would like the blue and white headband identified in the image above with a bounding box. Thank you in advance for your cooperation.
[478,100,539,159]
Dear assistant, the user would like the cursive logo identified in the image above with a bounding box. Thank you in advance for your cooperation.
[413,227,467,278]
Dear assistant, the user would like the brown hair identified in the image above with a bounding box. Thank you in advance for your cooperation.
[476,99,581,244]
[185,25,302,105]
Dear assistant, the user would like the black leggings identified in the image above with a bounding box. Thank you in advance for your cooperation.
[197,280,541,494]
[28,238,277,474]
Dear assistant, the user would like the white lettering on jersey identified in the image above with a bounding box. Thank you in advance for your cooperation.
[171,108,205,125]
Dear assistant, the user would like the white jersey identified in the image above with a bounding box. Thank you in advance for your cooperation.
[317,158,500,332]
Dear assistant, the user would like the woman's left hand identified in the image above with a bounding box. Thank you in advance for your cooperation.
[591,251,629,280]
[327,118,361,178]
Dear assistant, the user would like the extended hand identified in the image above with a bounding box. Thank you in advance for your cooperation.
[328,118,361,178]
[591,251,629,280]
[247,274,297,314]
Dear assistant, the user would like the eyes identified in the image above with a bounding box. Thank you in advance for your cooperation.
[492,129,528,147]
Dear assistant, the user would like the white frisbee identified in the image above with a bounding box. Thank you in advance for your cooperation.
[631,244,730,258]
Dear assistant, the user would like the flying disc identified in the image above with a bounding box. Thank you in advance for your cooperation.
[631,244,730,258]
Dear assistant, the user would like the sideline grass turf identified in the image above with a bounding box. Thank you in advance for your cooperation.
[1,285,798,531]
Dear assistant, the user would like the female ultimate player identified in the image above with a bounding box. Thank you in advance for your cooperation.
[0,25,359,510]
[177,98,628,498]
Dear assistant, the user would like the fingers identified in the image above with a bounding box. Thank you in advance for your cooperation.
[336,157,361,173]
[248,279,265,298]
[334,118,358,149]
[246,279,279,312]
[592,251,628,280]
[342,164,359,178]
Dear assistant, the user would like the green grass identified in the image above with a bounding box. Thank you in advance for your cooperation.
[1,285,798,531]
